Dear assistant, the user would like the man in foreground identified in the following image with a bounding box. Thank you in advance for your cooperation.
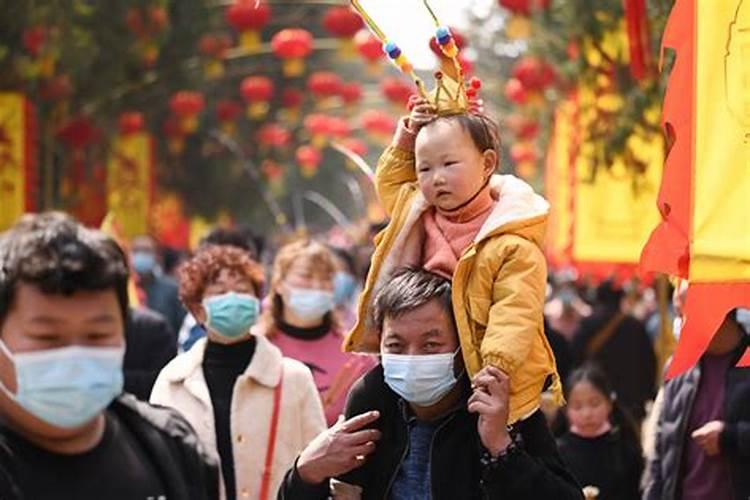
[0,212,218,499]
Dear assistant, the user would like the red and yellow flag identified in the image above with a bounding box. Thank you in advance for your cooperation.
[641,0,750,377]
[106,131,154,240]
[0,93,37,231]
[546,90,663,281]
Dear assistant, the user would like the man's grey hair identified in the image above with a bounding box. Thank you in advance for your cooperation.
[371,268,453,332]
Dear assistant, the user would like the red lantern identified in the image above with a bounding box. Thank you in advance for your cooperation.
[327,116,351,139]
[323,6,364,38]
[262,160,285,180]
[280,88,304,123]
[118,112,144,135]
[510,143,537,164]
[512,56,556,91]
[504,78,529,105]
[304,113,332,148]
[296,145,322,177]
[257,123,291,149]
[169,91,205,134]
[506,115,540,140]
[56,116,101,150]
[225,0,271,51]
[355,30,383,72]
[381,77,414,108]
[498,0,551,15]
[340,138,368,156]
[360,110,397,145]
[338,82,363,106]
[23,26,47,57]
[307,72,342,103]
[215,100,242,135]
[198,34,231,79]
[271,28,314,77]
[240,76,274,119]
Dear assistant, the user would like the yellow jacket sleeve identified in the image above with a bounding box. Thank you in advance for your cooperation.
[481,235,548,375]
[375,119,418,217]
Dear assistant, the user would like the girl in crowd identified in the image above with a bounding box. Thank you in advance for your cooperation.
[344,96,562,426]
[262,240,374,426]
[557,364,644,500]
[151,246,325,500]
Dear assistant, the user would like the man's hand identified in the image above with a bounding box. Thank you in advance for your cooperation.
[468,366,512,457]
[691,420,725,456]
[296,410,381,484]
[406,97,437,133]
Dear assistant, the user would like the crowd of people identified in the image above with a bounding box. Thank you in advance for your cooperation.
[0,99,748,500]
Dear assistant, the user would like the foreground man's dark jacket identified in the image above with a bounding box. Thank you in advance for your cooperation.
[278,364,582,500]
[0,394,219,500]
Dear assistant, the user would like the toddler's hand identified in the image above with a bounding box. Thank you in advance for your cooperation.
[406,97,436,133]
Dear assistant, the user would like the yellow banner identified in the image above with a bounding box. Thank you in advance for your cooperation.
[691,0,750,282]
[0,93,31,231]
[545,99,575,264]
[572,88,663,264]
[107,132,152,239]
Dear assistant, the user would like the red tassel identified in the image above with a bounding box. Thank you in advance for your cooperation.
[624,0,652,81]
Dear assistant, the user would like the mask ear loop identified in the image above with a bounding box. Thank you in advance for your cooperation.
[0,339,18,398]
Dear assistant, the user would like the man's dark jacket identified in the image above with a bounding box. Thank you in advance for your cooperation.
[0,394,219,500]
[643,337,750,500]
[278,365,583,500]
[124,307,178,400]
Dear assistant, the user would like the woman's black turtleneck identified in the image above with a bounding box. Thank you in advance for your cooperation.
[202,337,256,500]
[277,316,331,341]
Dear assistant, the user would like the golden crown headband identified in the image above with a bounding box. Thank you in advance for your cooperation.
[350,0,482,116]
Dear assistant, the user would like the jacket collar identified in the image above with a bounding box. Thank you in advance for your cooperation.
[411,174,549,245]
[163,334,283,389]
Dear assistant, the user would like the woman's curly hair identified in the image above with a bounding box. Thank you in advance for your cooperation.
[178,245,264,313]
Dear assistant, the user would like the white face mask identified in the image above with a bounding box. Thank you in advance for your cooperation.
[0,341,124,429]
[381,349,461,406]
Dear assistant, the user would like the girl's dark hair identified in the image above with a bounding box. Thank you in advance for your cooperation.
[566,363,642,453]
[423,112,501,168]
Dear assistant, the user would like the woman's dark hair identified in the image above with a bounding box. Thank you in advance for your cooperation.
[566,363,642,453]
[0,212,130,328]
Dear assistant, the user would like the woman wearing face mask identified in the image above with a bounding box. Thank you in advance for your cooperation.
[262,240,374,426]
[151,246,325,500]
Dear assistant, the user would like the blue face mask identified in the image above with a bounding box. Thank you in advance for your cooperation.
[132,251,156,275]
[203,292,260,339]
[382,349,460,406]
[0,341,124,429]
[287,287,334,321]
[333,272,357,306]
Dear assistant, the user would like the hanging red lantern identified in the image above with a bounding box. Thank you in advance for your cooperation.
[381,77,414,108]
[338,82,363,107]
[169,91,205,134]
[215,99,242,135]
[280,88,305,123]
[504,78,529,105]
[327,116,351,139]
[355,30,384,73]
[261,159,286,195]
[118,112,145,135]
[506,115,540,140]
[271,28,314,78]
[512,56,556,91]
[23,26,47,57]
[498,0,551,16]
[240,76,274,119]
[307,71,342,105]
[225,0,271,52]
[296,145,322,178]
[304,113,333,148]
[361,110,397,143]
[56,116,101,150]
[256,123,291,149]
[340,138,368,156]
[163,117,185,155]
[198,34,231,79]
[510,142,538,175]
[323,6,364,58]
